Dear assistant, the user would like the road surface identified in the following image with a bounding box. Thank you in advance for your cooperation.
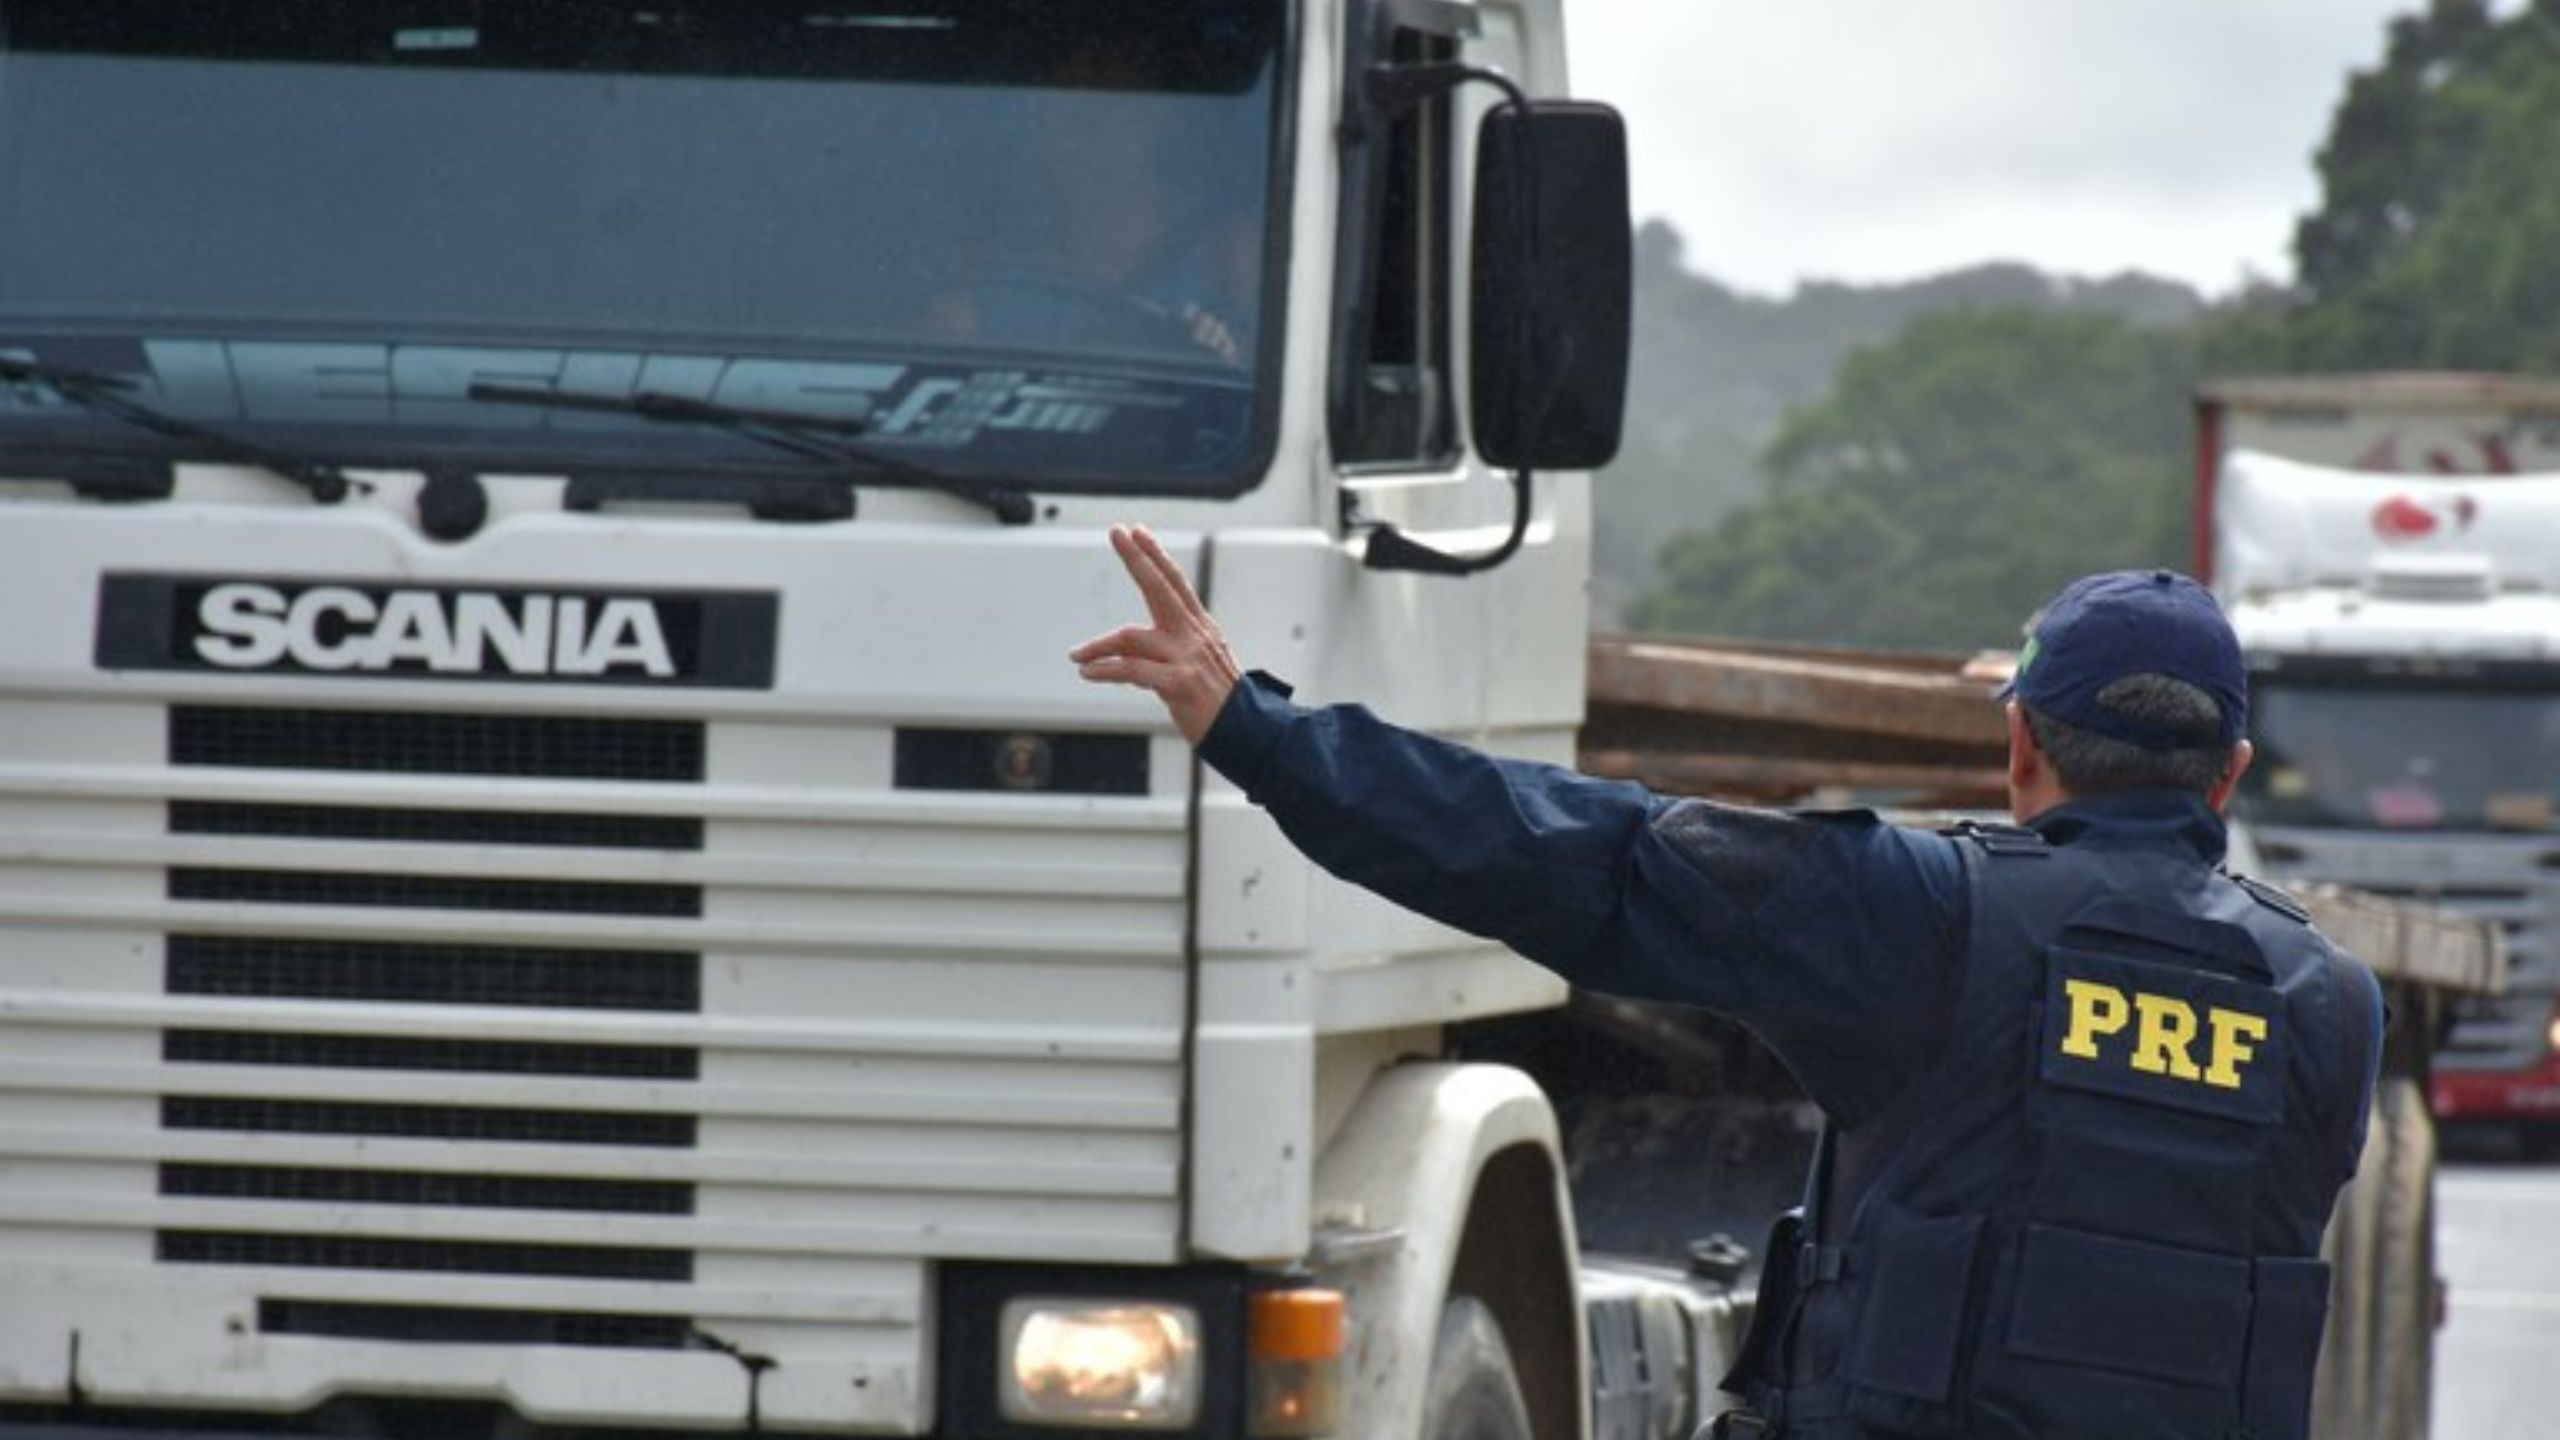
[2433,1159,2560,1436]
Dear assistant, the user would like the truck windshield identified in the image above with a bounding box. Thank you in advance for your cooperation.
[2243,672,2560,833]
[0,1,1284,494]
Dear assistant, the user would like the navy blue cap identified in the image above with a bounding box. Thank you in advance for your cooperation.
[1999,569,2246,751]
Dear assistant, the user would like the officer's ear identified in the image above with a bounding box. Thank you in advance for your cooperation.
[2206,739,2255,814]
[2004,701,2055,820]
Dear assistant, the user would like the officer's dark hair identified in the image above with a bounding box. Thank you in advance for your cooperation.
[2022,673,2237,796]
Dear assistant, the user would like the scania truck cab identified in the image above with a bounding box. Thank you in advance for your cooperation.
[0,7,1706,1440]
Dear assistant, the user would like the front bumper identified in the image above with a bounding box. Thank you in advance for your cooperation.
[2433,1047,2560,1120]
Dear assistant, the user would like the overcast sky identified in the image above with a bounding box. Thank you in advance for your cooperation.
[1565,1,2443,297]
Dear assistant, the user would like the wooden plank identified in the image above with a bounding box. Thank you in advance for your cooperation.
[2291,883,2508,996]
[1586,637,2006,748]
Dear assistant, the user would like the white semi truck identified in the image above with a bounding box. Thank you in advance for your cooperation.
[2199,375,2560,1135]
[0,8,1736,1440]
[2199,373,2558,1437]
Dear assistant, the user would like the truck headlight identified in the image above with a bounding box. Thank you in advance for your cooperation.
[1000,1300,1203,1429]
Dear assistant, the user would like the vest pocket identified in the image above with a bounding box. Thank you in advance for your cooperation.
[2027,1122,2257,1253]
[2006,1223,2252,1386]
[1838,1204,1985,1402]
[2240,1256,2331,1440]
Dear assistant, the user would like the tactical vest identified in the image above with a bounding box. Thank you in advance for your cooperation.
[1728,820,2376,1440]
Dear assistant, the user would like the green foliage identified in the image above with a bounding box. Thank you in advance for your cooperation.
[2211,0,2560,374]
[2291,0,2513,302]
[1596,225,2199,623]
[1630,309,2195,649]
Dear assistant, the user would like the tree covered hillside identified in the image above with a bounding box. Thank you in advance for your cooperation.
[1592,232,2198,624]
[1618,0,2560,651]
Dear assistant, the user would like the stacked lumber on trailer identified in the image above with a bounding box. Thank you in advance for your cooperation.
[1580,633,2505,995]
[1580,633,2011,808]
[2290,885,2504,995]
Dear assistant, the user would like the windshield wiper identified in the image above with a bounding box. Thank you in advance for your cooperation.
[467,381,1036,525]
[0,356,364,503]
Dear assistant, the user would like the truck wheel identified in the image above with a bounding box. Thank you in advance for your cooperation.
[1422,1296,1535,1440]
[2364,1077,2436,1440]
[2315,1076,2436,1440]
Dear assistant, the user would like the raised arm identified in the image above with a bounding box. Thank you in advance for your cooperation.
[1066,525,1965,1125]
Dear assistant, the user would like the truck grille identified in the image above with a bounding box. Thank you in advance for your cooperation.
[254,1299,692,1350]
[0,678,1187,1428]
[2243,827,2553,1076]
[2317,876,2551,1073]
[173,799,704,850]
[157,1231,693,1283]
[171,705,704,781]
[159,1163,692,1215]
[2355,885,2548,1072]
[162,1028,698,1079]
[156,705,705,1349]
[161,1096,698,1148]
[169,867,701,915]
[168,934,700,1010]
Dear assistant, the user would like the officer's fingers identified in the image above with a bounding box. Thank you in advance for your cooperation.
[1110,525,1190,633]
[1128,524,1215,629]
[1075,653,1179,692]
[1067,625,1176,667]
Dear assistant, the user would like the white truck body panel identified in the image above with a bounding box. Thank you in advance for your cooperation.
[2208,372,2560,476]
[0,0,1620,1432]
[2214,449,2560,658]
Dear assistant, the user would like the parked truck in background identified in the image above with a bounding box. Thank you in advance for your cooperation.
[2198,374,2560,1136]
[2198,372,2552,1437]
[0,8,1742,1440]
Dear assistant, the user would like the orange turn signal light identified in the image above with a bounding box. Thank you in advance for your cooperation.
[1247,1288,1344,1437]
[1249,1288,1345,1362]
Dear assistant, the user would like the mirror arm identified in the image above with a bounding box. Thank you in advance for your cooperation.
[1356,61,1541,577]
[1361,468,1532,576]
[1360,61,1526,127]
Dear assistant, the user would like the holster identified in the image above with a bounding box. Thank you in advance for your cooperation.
[1718,1208,1806,1399]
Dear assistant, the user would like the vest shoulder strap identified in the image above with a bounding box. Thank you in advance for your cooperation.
[1940,818,2050,858]
[2231,872,2313,925]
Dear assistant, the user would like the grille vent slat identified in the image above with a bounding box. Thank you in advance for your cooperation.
[257,1299,693,1350]
[163,1164,693,1216]
[154,704,714,1333]
[165,1030,699,1081]
[169,868,701,917]
[171,706,703,782]
[169,935,701,1012]
[159,1230,691,1282]
[162,1097,697,1149]
[172,801,703,851]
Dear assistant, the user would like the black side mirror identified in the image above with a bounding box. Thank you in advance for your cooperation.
[1468,102,1631,472]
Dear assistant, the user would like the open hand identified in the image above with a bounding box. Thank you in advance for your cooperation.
[1070,525,1244,744]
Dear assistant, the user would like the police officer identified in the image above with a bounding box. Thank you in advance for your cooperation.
[1070,526,2384,1440]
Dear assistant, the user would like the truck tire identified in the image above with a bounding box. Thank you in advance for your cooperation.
[2363,1077,2436,1440]
[1422,1296,1536,1440]
[2313,1076,2436,1440]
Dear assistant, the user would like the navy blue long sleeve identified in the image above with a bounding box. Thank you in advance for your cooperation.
[1199,672,1966,1127]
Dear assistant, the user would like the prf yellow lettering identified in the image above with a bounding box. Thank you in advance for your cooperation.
[2060,979,2129,1059]
[2058,979,2270,1091]
[2131,993,2204,1080]
[2203,1008,2270,1090]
